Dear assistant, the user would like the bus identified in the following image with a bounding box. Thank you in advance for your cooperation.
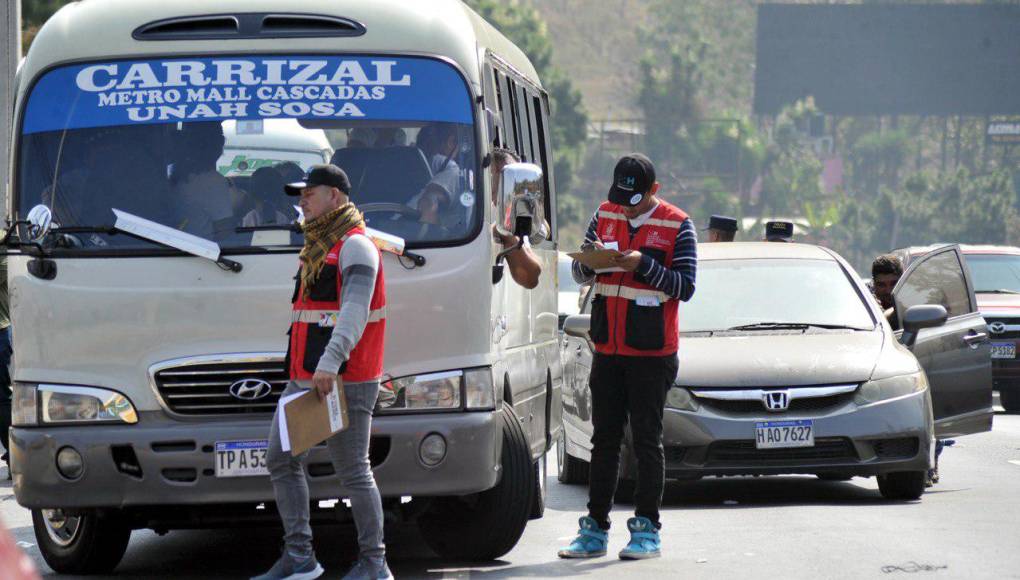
[5,0,561,572]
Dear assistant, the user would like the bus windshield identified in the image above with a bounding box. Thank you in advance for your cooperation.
[16,55,478,250]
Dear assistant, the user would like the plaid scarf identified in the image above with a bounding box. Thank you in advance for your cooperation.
[299,203,365,299]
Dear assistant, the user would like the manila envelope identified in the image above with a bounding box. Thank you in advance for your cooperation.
[282,380,348,456]
[567,249,624,272]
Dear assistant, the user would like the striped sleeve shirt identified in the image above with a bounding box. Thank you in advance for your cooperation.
[572,209,698,302]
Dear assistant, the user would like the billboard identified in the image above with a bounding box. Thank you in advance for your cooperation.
[754,5,1020,116]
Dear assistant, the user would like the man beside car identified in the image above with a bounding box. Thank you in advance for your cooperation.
[871,254,903,331]
[559,153,696,560]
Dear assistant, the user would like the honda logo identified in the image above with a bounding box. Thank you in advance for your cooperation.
[229,379,273,401]
[989,322,1007,335]
[762,391,790,412]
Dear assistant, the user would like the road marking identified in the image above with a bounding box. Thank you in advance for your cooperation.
[1009,460,1020,467]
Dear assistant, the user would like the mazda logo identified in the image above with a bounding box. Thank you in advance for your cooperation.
[229,379,273,401]
[762,391,790,412]
[989,322,1007,335]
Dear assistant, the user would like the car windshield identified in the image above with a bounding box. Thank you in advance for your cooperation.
[964,254,1020,293]
[16,55,477,251]
[679,258,875,332]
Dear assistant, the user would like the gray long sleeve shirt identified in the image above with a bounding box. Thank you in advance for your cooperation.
[315,234,380,376]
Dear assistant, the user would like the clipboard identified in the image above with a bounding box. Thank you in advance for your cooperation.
[568,249,624,272]
[279,381,349,456]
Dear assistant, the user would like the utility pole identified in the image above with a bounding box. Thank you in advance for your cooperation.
[1,0,21,218]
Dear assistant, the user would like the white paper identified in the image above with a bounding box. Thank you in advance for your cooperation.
[602,241,620,251]
[276,390,306,453]
[326,386,344,432]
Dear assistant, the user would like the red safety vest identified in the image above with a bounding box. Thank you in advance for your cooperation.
[590,199,688,357]
[287,227,386,383]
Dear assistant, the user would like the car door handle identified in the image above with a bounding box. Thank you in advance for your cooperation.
[963,331,988,348]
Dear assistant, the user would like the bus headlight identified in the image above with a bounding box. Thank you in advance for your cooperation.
[39,385,138,424]
[12,384,39,426]
[854,373,926,406]
[464,368,496,410]
[379,371,462,412]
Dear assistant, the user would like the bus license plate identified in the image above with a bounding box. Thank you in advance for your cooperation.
[215,440,269,477]
[991,342,1016,359]
[755,420,814,449]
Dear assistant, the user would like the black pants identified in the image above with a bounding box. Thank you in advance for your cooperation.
[586,352,678,531]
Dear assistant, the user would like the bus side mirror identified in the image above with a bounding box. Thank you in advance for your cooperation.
[26,205,53,242]
[497,162,547,244]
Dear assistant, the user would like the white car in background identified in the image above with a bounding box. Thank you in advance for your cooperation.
[558,251,582,329]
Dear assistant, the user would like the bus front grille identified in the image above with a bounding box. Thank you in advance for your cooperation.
[153,357,288,416]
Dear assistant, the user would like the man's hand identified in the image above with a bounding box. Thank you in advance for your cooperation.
[312,371,336,401]
[613,250,643,272]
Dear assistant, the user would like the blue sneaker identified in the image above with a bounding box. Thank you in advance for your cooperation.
[250,552,324,580]
[557,516,608,558]
[618,516,661,560]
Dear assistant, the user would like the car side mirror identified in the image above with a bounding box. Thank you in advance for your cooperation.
[563,314,591,340]
[900,304,948,348]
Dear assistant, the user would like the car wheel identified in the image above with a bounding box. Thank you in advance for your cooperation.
[556,429,589,485]
[32,508,131,574]
[999,389,1020,414]
[877,471,926,500]
[418,402,534,561]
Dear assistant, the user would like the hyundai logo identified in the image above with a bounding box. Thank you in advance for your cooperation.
[762,391,790,412]
[989,322,1007,335]
[229,379,273,401]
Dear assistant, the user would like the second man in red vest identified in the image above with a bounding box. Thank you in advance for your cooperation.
[559,153,698,561]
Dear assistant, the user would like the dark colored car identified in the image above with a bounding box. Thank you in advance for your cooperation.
[895,245,1020,413]
[560,242,993,500]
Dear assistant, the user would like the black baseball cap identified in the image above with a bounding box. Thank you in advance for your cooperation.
[284,164,351,196]
[704,215,739,233]
[765,220,794,241]
[608,153,656,207]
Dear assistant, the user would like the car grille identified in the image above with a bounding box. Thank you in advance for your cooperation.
[706,437,858,465]
[872,437,920,459]
[699,393,853,415]
[985,317,1020,340]
[153,358,288,416]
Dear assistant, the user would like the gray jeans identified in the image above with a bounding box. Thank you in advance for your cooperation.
[267,381,385,561]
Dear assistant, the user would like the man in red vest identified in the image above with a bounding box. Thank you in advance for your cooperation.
[254,165,391,580]
[559,153,697,561]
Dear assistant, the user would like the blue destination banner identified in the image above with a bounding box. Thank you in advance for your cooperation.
[23,56,474,134]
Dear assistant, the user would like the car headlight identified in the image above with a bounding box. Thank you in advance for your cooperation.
[854,373,926,406]
[379,371,463,413]
[666,386,698,411]
[37,385,138,424]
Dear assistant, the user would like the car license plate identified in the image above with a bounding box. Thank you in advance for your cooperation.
[991,342,1016,359]
[755,420,814,449]
[215,440,269,477]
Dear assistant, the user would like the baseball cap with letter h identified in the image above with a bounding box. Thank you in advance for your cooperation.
[608,153,656,207]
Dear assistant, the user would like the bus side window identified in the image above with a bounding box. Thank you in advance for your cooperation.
[497,71,518,155]
[533,93,555,242]
[514,82,533,163]
[482,63,504,148]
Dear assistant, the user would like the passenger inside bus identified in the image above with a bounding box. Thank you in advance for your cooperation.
[170,122,249,240]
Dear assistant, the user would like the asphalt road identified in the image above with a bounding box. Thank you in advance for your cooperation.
[3,401,1018,579]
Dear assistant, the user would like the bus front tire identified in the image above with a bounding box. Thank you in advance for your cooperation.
[32,508,131,574]
[419,402,535,561]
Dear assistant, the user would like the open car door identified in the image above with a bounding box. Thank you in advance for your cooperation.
[893,244,993,437]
